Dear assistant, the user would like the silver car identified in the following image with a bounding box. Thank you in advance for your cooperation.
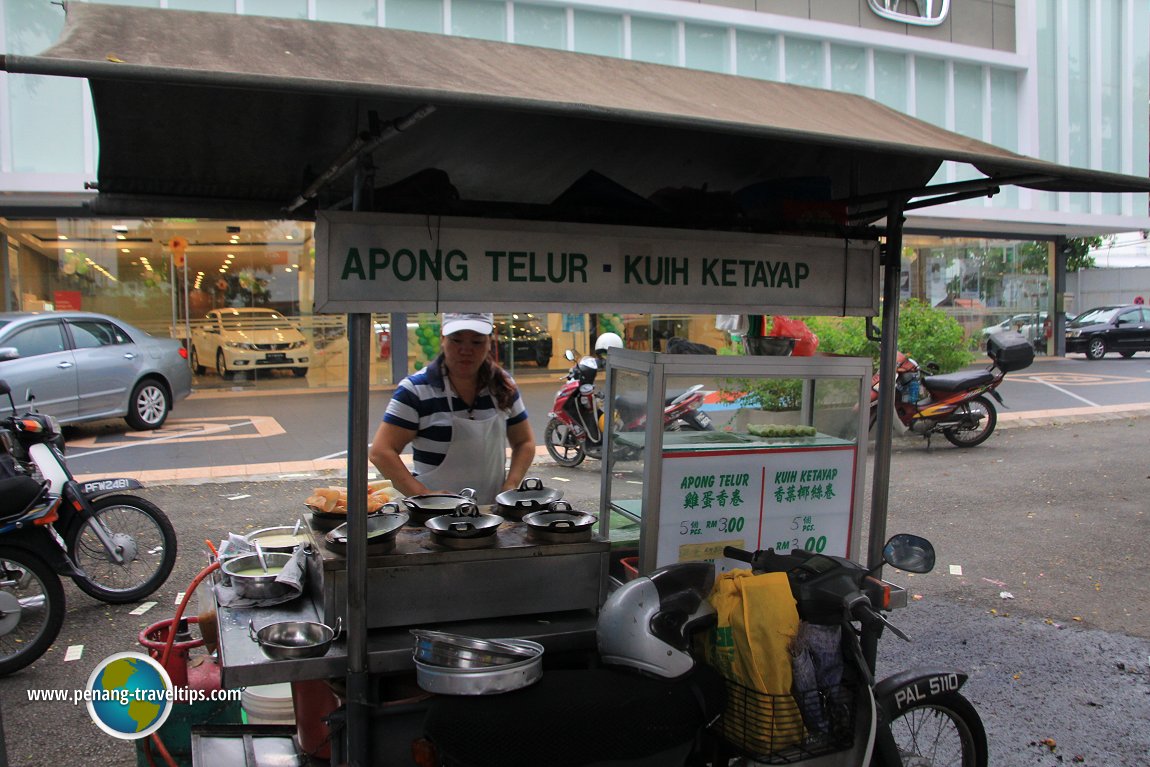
[0,311,192,430]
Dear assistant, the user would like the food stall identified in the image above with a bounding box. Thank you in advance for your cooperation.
[6,5,1150,764]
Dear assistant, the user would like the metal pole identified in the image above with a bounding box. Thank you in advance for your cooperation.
[864,198,904,668]
[345,156,374,767]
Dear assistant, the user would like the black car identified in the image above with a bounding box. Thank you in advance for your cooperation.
[1065,304,1150,360]
[494,313,552,368]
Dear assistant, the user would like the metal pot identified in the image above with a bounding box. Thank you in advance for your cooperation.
[522,501,598,544]
[425,500,503,544]
[221,552,297,601]
[494,477,563,519]
[245,525,311,554]
[324,505,409,555]
[249,617,341,661]
[402,487,476,525]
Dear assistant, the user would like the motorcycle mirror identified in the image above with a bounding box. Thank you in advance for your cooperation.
[882,534,936,574]
[565,349,577,362]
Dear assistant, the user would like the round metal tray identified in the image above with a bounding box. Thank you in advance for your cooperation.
[413,640,543,695]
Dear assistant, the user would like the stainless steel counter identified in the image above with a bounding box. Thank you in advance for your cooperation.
[217,592,598,687]
[216,516,605,688]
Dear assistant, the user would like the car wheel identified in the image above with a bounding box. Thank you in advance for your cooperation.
[1120,351,1136,359]
[1085,337,1107,360]
[216,349,232,379]
[190,345,206,375]
[124,378,170,430]
[291,367,308,377]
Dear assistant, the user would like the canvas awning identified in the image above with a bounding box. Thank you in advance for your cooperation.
[3,3,1148,227]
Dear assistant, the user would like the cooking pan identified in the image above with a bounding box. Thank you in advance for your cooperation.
[494,477,563,519]
[522,501,598,544]
[402,487,476,525]
[425,500,503,545]
[323,504,409,555]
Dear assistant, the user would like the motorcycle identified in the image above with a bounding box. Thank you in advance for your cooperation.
[416,534,986,766]
[544,349,713,467]
[0,379,177,606]
[0,475,72,675]
[869,331,1034,448]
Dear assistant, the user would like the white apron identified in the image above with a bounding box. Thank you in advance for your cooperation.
[416,379,506,504]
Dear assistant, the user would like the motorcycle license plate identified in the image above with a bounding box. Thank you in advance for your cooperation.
[265,353,287,362]
[694,412,712,427]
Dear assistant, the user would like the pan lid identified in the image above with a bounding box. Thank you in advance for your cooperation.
[494,477,563,508]
[325,507,409,546]
[425,501,503,537]
[402,487,476,512]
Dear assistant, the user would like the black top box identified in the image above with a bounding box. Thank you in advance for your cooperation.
[986,331,1035,372]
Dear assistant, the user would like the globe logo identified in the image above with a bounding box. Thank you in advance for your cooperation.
[85,652,174,740]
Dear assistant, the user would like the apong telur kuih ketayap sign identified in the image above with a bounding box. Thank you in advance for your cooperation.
[314,212,879,316]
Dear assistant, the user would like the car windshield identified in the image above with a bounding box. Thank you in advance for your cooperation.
[1068,307,1118,327]
[219,311,287,329]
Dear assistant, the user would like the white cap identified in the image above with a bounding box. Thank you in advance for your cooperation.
[441,312,494,336]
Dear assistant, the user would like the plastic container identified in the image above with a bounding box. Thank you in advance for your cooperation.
[242,683,296,725]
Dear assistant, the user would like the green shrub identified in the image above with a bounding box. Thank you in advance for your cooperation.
[724,301,972,410]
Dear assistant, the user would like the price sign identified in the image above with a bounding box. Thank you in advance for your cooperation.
[656,444,856,572]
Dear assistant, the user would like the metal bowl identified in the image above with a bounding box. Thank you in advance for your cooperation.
[411,630,537,669]
[245,525,311,554]
[249,618,341,661]
[221,552,296,600]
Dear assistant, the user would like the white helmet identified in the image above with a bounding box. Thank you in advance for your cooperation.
[594,332,624,354]
[597,562,716,678]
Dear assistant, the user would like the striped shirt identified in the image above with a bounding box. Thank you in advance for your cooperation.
[383,358,529,476]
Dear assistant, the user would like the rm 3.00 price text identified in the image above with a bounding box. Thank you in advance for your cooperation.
[680,517,746,535]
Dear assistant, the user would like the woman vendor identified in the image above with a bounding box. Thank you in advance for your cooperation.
[369,312,536,504]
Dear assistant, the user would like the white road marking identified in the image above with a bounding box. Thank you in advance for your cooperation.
[69,418,259,457]
[1034,380,1101,407]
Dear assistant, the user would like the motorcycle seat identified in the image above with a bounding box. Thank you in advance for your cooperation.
[616,388,696,413]
[0,476,48,521]
[923,370,995,392]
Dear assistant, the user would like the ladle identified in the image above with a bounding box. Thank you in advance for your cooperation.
[255,541,268,573]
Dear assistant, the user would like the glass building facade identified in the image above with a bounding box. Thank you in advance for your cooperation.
[2,0,1147,387]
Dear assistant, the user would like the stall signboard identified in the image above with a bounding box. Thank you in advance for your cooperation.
[315,212,879,316]
[657,444,857,572]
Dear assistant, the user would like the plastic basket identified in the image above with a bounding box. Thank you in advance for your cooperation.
[715,677,856,764]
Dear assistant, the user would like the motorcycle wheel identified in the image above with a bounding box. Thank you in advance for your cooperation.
[0,546,66,676]
[543,419,586,468]
[886,691,988,767]
[941,395,997,448]
[67,494,177,604]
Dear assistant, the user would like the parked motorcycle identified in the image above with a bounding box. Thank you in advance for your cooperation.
[544,349,713,467]
[417,534,985,766]
[0,475,71,675]
[869,331,1034,448]
[0,379,177,605]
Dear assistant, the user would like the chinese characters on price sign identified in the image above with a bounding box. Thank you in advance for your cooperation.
[658,443,856,572]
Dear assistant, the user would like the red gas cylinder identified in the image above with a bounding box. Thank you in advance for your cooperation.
[139,616,206,690]
[292,679,340,760]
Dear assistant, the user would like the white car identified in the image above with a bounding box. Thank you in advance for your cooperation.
[189,308,311,379]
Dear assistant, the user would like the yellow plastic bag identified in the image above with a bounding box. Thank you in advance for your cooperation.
[706,569,803,754]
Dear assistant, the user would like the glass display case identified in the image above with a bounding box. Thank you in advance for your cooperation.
[597,350,872,581]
